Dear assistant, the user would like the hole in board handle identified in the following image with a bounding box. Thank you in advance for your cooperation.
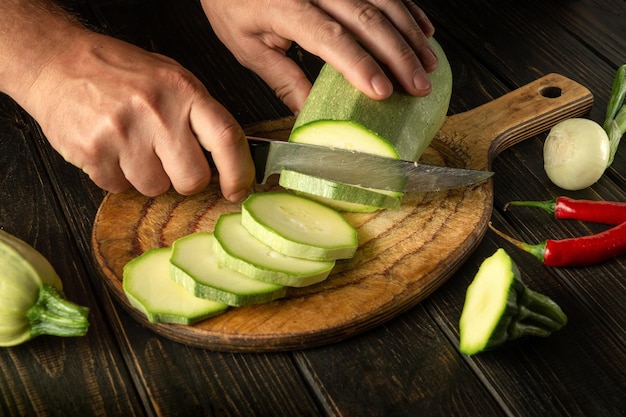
[540,86,563,99]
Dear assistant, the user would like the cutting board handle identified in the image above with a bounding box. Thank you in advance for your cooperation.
[439,73,594,170]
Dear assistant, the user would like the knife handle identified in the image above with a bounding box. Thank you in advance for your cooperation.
[247,137,272,184]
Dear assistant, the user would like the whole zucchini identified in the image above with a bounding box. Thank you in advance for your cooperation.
[0,230,89,346]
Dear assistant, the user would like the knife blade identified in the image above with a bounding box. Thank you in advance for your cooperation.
[247,137,493,193]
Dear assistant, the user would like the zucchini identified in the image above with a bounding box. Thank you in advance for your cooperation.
[170,233,287,307]
[459,248,567,355]
[284,38,452,210]
[241,192,358,260]
[0,230,89,346]
[123,247,228,324]
[278,169,402,212]
[212,212,335,287]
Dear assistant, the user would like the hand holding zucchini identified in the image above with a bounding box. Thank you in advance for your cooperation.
[459,249,567,355]
[0,230,89,347]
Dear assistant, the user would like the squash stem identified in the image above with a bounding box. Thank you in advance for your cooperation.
[508,287,568,340]
[27,284,90,338]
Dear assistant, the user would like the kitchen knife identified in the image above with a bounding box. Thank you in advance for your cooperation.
[247,136,493,193]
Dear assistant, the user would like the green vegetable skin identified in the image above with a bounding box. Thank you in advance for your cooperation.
[459,248,567,355]
[291,38,452,161]
[0,230,89,346]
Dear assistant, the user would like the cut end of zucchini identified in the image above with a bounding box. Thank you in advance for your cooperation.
[459,249,516,355]
[241,192,358,260]
[290,120,399,158]
[123,247,228,325]
[459,248,567,355]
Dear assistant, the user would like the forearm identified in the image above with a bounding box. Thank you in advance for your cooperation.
[0,0,86,105]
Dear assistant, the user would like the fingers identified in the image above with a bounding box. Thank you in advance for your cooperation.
[189,96,255,202]
[239,37,313,112]
[293,0,437,98]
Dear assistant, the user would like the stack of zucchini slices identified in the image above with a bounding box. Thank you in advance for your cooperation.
[122,192,358,324]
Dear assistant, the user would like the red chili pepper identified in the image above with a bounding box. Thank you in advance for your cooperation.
[505,197,626,225]
[489,222,626,267]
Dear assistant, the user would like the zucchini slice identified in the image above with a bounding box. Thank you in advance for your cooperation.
[123,247,228,325]
[279,169,402,212]
[459,248,567,355]
[170,233,286,307]
[241,192,358,260]
[212,213,335,287]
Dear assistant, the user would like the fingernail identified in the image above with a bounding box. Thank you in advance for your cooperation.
[226,188,250,202]
[413,70,432,94]
[371,74,393,98]
[423,47,438,68]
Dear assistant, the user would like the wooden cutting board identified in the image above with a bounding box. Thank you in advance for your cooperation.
[92,74,592,352]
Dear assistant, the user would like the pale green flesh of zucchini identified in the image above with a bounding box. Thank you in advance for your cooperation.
[289,120,398,158]
[213,213,335,287]
[122,247,228,325]
[459,249,515,355]
[169,233,286,307]
[279,169,402,211]
[241,192,358,260]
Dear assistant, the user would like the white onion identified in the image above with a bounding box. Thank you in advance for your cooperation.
[543,118,610,190]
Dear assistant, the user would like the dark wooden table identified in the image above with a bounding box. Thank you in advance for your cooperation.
[1,0,624,415]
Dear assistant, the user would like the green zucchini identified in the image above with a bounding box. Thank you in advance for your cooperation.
[459,248,567,355]
[212,212,335,287]
[170,232,286,307]
[123,247,228,324]
[284,38,452,211]
[241,191,358,260]
[291,38,451,161]
[278,169,402,212]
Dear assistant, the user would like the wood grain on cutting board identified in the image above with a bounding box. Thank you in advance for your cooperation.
[92,73,592,351]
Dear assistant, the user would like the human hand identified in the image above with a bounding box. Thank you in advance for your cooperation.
[23,32,255,200]
[202,0,437,113]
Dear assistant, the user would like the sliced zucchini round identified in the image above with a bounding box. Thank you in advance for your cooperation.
[279,169,403,211]
[170,232,286,307]
[123,247,228,325]
[241,192,358,260]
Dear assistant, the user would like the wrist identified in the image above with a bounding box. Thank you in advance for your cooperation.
[0,1,87,107]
